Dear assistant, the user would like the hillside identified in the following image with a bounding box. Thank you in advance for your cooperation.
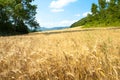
[71,0,120,28]
[0,28,120,80]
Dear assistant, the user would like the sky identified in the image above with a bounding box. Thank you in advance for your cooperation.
[33,0,98,28]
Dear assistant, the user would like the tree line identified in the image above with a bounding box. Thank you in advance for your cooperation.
[71,0,120,28]
[0,0,39,35]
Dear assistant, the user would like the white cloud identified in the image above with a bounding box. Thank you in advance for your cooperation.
[49,0,77,12]
[51,9,64,12]
[38,20,78,28]
[82,12,92,17]
[59,20,77,26]
[50,0,77,9]
[106,0,110,2]
[75,14,81,17]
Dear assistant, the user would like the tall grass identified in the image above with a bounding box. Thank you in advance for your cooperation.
[0,28,120,80]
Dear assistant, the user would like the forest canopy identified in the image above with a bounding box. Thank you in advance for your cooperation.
[71,0,120,28]
[0,0,39,35]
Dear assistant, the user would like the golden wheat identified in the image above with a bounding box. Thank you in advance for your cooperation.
[0,28,120,80]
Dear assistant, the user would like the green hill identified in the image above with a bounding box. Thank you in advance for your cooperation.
[71,0,120,28]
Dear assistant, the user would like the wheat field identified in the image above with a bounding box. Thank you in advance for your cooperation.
[0,28,120,80]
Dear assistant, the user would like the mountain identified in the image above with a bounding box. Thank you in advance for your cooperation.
[37,26,69,31]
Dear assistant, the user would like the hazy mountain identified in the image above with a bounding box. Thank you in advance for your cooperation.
[37,26,69,31]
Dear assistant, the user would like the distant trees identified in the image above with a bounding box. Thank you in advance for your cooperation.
[98,0,106,10]
[71,0,120,28]
[91,3,98,15]
[0,0,39,35]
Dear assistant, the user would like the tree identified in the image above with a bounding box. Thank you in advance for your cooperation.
[91,3,98,15]
[117,0,120,19]
[98,0,107,21]
[0,0,40,34]
[98,0,107,10]
[0,0,15,34]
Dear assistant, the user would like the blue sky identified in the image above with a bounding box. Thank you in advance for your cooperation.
[33,0,98,28]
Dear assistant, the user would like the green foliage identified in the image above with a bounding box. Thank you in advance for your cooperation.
[0,0,40,35]
[71,0,120,28]
[98,0,106,10]
[91,3,98,15]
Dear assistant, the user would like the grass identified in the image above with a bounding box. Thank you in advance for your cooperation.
[0,28,120,80]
